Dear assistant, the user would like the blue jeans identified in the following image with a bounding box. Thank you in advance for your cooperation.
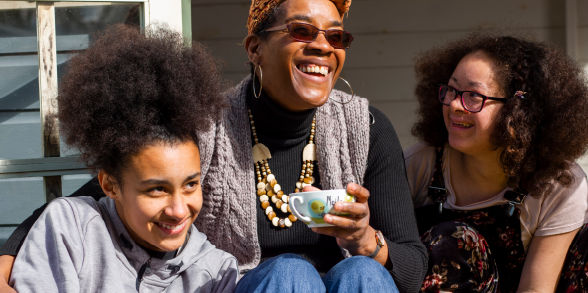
[235,253,399,293]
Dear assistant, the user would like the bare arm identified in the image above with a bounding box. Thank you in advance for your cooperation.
[517,228,579,293]
[0,255,16,293]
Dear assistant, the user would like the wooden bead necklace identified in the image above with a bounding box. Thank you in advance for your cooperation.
[248,109,317,228]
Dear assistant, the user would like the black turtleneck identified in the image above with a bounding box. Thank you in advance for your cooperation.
[247,90,342,272]
[2,86,427,293]
[246,89,426,291]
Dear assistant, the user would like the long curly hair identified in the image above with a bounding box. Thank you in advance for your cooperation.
[413,34,588,197]
[58,24,224,180]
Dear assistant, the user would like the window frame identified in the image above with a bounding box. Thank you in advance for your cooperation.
[0,0,191,202]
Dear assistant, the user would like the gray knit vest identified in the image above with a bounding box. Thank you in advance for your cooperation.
[195,76,370,273]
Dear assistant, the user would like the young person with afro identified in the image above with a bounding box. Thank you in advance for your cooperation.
[406,34,588,292]
[8,25,238,292]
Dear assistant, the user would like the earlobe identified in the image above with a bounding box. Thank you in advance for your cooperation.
[97,170,120,200]
[244,34,262,65]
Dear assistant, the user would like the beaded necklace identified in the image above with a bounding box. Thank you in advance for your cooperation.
[248,109,317,228]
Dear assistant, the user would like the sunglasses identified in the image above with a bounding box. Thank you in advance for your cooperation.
[264,22,354,49]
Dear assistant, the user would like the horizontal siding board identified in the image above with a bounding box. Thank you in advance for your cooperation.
[0,113,80,159]
[192,2,248,40]
[579,0,588,26]
[192,0,565,40]
[0,54,75,111]
[0,112,41,160]
[0,177,45,224]
[0,65,39,110]
[0,174,92,226]
[200,27,566,77]
[62,174,93,197]
[192,0,248,4]
[578,27,588,60]
[349,0,564,34]
[338,67,415,102]
[370,100,418,139]
[0,34,89,54]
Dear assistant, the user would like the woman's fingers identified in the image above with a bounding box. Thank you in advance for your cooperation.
[346,182,370,203]
[331,201,368,219]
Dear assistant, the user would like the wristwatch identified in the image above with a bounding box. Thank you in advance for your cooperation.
[368,230,385,258]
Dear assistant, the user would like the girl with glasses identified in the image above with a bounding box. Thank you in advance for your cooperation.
[405,34,588,292]
[0,0,427,292]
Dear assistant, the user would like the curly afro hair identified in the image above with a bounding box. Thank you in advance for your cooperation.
[413,33,588,198]
[58,24,224,180]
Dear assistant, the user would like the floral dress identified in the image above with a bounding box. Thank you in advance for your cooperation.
[415,148,526,292]
[415,148,588,292]
[556,223,588,292]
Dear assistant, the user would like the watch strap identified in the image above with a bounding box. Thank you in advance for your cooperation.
[368,230,385,258]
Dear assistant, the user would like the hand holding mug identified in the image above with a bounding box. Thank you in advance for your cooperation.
[304,183,378,257]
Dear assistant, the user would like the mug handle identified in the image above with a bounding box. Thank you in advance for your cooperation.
[289,196,312,223]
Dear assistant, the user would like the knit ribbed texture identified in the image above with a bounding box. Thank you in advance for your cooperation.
[194,76,370,273]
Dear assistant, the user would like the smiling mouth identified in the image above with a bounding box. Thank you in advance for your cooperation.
[452,121,473,128]
[156,220,187,234]
[297,64,329,77]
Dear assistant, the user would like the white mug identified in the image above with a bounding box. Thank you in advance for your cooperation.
[289,189,355,227]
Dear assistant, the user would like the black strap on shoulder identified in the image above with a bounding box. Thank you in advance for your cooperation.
[503,188,528,217]
[427,146,448,214]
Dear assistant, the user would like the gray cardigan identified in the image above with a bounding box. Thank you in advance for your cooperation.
[10,196,238,292]
[195,76,370,273]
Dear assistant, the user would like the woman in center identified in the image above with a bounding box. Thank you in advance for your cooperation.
[0,0,426,292]
[210,0,427,291]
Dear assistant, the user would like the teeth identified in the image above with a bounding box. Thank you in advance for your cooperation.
[299,64,329,76]
[159,222,185,232]
[455,122,472,127]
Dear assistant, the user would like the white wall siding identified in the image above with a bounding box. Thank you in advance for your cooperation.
[192,0,587,172]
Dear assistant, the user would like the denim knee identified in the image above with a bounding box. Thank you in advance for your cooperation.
[323,256,398,293]
[236,253,325,293]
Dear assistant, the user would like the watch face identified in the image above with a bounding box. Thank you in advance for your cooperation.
[375,230,385,247]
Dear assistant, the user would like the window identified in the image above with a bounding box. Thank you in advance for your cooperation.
[0,0,190,245]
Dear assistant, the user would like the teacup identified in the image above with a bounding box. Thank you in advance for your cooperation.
[289,189,355,227]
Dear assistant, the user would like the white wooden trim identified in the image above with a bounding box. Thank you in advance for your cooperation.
[37,2,62,201]
[145,0,183,34]
[0,2,35,10]
[37,0,146,2]
[37,2,60,158]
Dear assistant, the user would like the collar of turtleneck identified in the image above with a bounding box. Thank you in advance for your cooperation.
[246,78,316,147]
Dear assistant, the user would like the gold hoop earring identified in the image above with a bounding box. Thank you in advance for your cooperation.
[252,64,263,99]
[330,77,354,104]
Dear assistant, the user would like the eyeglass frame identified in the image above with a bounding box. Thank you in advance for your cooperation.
[263,22,354,49]
[438,84,508,113]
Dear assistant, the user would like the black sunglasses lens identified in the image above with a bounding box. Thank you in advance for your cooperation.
[326,31,344,48]
[289,23,317,41]
[287,23,352,49]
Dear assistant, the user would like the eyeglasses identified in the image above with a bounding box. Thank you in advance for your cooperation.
[438,84,507,113]
[264,22,354,49]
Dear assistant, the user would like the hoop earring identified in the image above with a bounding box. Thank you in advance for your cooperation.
[369,112,376,125]
[252,64,263,99]
[330,77,354,104]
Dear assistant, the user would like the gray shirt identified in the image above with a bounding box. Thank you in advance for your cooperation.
[10,196,238,292]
